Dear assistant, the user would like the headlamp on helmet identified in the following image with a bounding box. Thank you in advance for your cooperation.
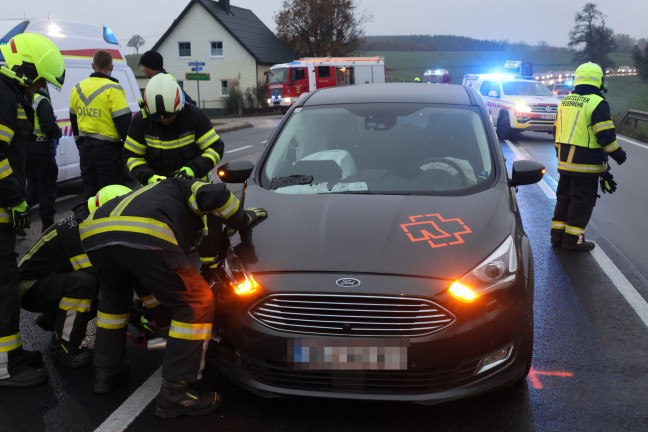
[143,73,185,120]
[0,33,65,90]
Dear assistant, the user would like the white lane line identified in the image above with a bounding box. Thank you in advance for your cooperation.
[225,145,253,153]
[93,367,162,432]
[506,138,648,329]
[618,134,648,149]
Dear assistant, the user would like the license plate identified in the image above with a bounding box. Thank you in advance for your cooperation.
[541,113,556,120]
[288,338,409,370]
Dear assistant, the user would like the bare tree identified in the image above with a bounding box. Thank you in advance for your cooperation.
[127,35,146,55]
[568,3,616,71]
[275,0,372,57]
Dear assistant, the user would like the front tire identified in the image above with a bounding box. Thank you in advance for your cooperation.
[496,112,513,140]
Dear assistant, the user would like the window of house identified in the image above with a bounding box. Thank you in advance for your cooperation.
[221,80,229,96]
[210,41,223,57]
[178,41,191,57]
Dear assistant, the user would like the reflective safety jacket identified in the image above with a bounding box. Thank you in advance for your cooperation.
[554,85,619,175]
[79,177,247,254]
[18,208,94,288]
[31,92,62,155]
[123,104,224,185]
[69,72,131,142]
[0,72,33,228]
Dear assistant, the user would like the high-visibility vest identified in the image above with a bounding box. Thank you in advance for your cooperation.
[32,93,50,141]
[555,93,603,149]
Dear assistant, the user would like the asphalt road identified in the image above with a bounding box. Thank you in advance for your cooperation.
[1,118,647,432]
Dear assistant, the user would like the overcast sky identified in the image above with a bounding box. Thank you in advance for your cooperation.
[3,0,647,52]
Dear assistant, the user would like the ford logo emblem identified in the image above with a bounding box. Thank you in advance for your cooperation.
[336,278,361,287]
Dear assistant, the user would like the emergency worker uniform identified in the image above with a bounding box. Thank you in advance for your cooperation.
[551,62,626,250]
[70,72,132,199]
[27,91,62,231]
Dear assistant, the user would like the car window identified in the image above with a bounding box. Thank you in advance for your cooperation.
[502,81,552,97]
[261,104,494,195]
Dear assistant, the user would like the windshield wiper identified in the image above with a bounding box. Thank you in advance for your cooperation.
[270,175,314,189]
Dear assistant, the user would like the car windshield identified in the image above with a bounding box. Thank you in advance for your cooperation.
[261,103,494,195]
[502,81,553,97]
[268,67,288,84]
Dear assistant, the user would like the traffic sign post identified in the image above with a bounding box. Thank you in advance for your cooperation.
[186,61,206,107]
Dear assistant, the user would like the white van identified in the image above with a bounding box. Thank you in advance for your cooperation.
[0,19,141,182]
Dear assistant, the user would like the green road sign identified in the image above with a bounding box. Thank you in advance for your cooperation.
[185,73,210,81]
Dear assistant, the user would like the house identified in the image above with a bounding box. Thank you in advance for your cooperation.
[150,0,294,109]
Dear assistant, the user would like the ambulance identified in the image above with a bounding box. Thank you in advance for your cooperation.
[0,19,141,182]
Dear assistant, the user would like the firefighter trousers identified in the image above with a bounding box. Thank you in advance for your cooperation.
[552,173,599,233]
[78,140,125,200]
[26,146,59,231]
[88,246,215,382]
[20,270,97,348]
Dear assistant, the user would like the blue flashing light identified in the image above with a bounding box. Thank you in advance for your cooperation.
[103,26,118,45]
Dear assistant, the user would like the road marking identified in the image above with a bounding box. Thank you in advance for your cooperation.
[618,134,648,149]
[225,145,253,153]
[506,139,648,329]
[93,367,162,432]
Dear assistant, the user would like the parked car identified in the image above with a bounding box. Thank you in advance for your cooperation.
[548,82,572,98]
[212,83,544,405]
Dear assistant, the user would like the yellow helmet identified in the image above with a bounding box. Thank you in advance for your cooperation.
[573,62,603,88]
[0,33,65,90]
[87,185,132,213]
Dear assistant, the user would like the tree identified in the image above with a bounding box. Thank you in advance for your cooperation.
[274,0,372,57]
[613,33,636,53]
[127,35,145,54]
[631,43,648,82]
[568,3,616,71]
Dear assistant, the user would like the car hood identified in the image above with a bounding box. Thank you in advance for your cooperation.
[507,95,559,105]
[230,185,515,279]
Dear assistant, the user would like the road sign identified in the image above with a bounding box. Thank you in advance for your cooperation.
[191,66,203,72]
[185,73,210,81]
[188,61,205,67]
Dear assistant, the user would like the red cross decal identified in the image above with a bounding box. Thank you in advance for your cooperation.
[400,213,472,248]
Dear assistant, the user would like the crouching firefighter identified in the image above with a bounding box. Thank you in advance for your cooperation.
[79,177,267,419]
[18,185,132,367]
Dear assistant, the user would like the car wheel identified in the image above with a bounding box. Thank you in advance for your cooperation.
[496,112,512,140]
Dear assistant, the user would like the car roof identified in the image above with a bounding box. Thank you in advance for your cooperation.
[300,83,474,107]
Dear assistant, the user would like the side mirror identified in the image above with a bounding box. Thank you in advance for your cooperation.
[217,160,254,183]
[509,160,545,187]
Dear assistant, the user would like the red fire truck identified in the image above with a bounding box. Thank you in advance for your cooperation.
[267,57,386,111]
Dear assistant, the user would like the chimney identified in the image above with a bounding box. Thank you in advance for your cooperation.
[219,0,231,14]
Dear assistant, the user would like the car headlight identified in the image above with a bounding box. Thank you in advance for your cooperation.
[222,247,259,296]
[514,103,532,114]
[448,236,517,302]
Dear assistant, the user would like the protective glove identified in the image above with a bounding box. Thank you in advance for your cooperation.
[609,148,627,165]
[173,166,195,179]
[147,174,166,185]
[599,171,617,194]
[243,207,268,228]
[9,201,30,230]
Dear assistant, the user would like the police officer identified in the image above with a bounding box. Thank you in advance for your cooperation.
[27,88,62,232]
[18,185,131,368]
[0,32,65,387]
[138,50,196,106]
[70,50,132,200]
[79,177,267,418]
[551,62,627,251]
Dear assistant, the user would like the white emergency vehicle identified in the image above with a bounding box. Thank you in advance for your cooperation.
[0,19,141,182]
[463,73,560,140]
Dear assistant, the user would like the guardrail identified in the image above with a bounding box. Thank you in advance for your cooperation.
[621,110,648,129]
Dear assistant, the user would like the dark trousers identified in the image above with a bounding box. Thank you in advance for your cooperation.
[26,150,59,231]
[88,246,215,382]
[552,174,599,232]
[21,271,98,347]
[78,141,125,200]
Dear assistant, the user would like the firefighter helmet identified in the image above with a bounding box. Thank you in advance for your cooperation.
[87,185,132,213]
[0,33,65,90]
[573,62,604,88]
[143,73,185,120]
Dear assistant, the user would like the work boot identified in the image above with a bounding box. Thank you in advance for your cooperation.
[155,379,221,419]
[550,229,564,247]
[0,367,47,388]
[562,233,595,251]
[94,362,131,394]
[50,339,92,368]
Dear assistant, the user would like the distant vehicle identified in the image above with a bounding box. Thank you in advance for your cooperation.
[0,19,141,183]
[617,66,631,74]
[548,82,572,98]
[422,68,451,84]
[213,82,544,404]
[266,57,386,112]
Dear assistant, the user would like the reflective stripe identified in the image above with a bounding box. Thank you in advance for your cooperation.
[124,136,147,155]
[602,140,620,153]
[566,111,579,144]
[557,160,607,173]
[188,181,210,214]
[19,279,37,296]
[80,216,179,246]
[566,144,576,163]
[213,193,240,220]
[97,311,130,329]
[551,221,566,230]
[592,120,614,133]
[69,254,92,270]
[0,333,23,352]
[32,94,48,139]
[0,158,13,180]
[565,225,585,235]
[112,107,132,118]
[197,130,219,151]
[145,134,194,150]
[127,157,148,171]
[202,148,220,165]
[78,131,121,142]
[16,107,27,120]
[168,320,212,341]
[18,230,58,267]
[59,297,92,312]
[0,208,9,224]
[139,295,161,309]
[74,83,124,106]
[0,124,14,143]
[110,183,156,216]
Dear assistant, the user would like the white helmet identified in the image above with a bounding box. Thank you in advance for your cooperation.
[144,73,185,119]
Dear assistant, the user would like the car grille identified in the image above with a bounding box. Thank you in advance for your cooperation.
[248,294,456,337]
[530,104,557,114]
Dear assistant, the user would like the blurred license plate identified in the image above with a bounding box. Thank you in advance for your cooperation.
[541,113,556,120]
[288,338,409,370]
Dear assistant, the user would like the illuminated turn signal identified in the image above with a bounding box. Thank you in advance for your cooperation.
[448,281,478,302]
[217,170,226,178]
[230,275,258,295]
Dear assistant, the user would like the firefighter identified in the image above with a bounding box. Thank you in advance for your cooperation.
[551,62,627,251]
[18,185,132,368]
[0,32,65,387]
[70,50,132,200]
[27,88,62,232]
[138,50,196,106]
[79,177,267,418]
